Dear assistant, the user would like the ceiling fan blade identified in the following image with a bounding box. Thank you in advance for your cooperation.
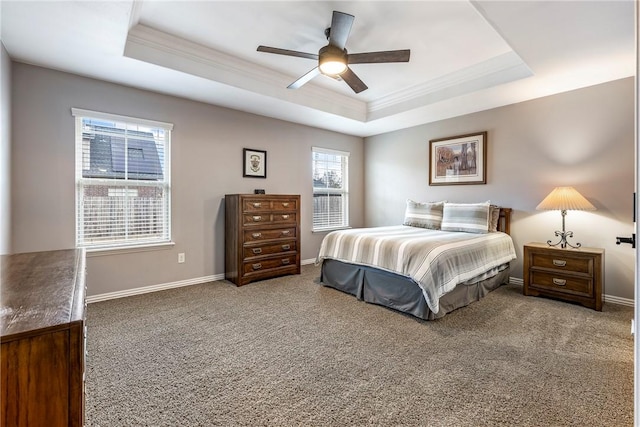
[257,45,319,61]
[328,11,354,50]
[348,49,411,64]
[340,67,368,94]
[287,67,321,89]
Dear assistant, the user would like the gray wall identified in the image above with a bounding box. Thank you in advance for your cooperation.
[1,43,10,255]
[364,77,635,300]
[11,63,364,296]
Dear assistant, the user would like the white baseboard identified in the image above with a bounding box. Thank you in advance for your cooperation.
[88,260,319,303]
[88,270,635,308]
[509,277,523,286]
[87,274,224,303]
[508,277,634,307]
[604,294,634,307]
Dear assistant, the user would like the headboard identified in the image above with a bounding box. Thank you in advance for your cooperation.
[498,208,512,235]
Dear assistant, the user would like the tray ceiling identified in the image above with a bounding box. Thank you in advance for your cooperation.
[1,1,634,137]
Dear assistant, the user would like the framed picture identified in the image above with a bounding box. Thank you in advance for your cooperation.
[243,148,267,178]
[429,131,487,186]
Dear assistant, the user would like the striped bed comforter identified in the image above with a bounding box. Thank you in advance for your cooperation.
[317,225,516,314]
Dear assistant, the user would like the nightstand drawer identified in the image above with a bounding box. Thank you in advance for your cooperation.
[529,271,592,297]
[530,252,592,274]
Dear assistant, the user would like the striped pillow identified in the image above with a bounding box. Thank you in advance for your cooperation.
[403,199,444,230]
[441,202,490,234]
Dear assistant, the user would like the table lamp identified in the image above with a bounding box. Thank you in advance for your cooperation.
[536,186,596,249]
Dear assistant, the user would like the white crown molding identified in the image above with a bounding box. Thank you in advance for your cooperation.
[124,25,536,125]
[367,51,533,120]
[124,24,367,122]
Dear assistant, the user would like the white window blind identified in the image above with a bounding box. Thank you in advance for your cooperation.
[312,147,349,231]
[72,108,173,249]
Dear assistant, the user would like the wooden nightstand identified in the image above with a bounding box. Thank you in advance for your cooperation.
[523,242,604,311]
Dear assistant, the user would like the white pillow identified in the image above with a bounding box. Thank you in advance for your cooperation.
[403,199,445,230]
[441,202,491,234]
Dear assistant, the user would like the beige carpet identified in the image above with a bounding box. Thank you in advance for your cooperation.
[85,264,633,426]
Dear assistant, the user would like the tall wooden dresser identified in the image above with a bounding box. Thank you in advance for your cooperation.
[225,194,301,286]
[1,249,86,427]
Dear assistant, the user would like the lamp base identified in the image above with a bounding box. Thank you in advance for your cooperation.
[547,230,582,249]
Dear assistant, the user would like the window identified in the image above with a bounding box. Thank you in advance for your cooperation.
[312,147,349,231]
[72,108,172,249]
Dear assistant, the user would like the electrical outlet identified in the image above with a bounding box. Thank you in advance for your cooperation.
[178,253,185,263]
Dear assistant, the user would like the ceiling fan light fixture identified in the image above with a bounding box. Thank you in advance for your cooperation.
[319,60,347,75]
[318,45,347,76]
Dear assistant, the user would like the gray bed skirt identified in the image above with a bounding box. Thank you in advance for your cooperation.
[320,259,511,320]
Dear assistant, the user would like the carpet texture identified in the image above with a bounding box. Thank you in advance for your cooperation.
[86,265,633,426]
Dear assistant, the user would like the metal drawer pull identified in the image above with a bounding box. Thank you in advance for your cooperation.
[252,248,262,254]
[282,214,289,220]
[252,263,262,270]
[282,244,290,250]
[552,259,567,267]
[282,202,289,207]
[281,230,290,236]
[252,232,262,239]
[253,202,261,208]
[282,259,290,265]
[252,215,262,221]
[552,278,567,286]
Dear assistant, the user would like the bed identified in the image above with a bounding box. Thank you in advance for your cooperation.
[316,201,516,320]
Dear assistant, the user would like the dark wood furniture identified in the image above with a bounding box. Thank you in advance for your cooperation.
[523,242,603,311]
[1,249,86,427]
[225,194,301,286]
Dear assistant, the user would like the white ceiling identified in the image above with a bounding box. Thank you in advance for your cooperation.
[0,1,635,137]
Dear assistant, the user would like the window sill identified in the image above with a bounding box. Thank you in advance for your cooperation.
[312,226,352,234]
[85,241,175,257]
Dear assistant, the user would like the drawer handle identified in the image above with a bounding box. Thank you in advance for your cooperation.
[552,278,567,286]
[282,244,290,251]
[252,248,262,254]
[552,259,567,267]
[282,214,289,220]
[253,202,261,208]
[252,232,262,239]
[282,202,289,207]
[252,263,262,270]
[252,215,262,221]
[281,230,291,236]
[282,259,290,265]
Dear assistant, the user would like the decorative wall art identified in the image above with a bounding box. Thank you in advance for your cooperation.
[243,148,267,178]
[429,132,487,185]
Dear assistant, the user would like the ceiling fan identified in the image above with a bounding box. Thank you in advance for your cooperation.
[257,10,411,94]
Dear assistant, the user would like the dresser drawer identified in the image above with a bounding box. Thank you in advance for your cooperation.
[243,198,298,212]
[243,198,272,212]
[243,241,297,258]
[530,252,592,274]
[529,271,592,297]
[270,198,298,212]
[243,213,297,226]
[243,227,296,242]
[243,255,297,275]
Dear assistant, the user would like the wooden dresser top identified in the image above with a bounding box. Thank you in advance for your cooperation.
[1,249,86,340]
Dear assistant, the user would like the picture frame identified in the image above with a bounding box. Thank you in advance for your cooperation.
[243,148,267,178]
[429,131,487,186]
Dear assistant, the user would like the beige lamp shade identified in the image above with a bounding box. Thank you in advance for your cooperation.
[536,186,596,211]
